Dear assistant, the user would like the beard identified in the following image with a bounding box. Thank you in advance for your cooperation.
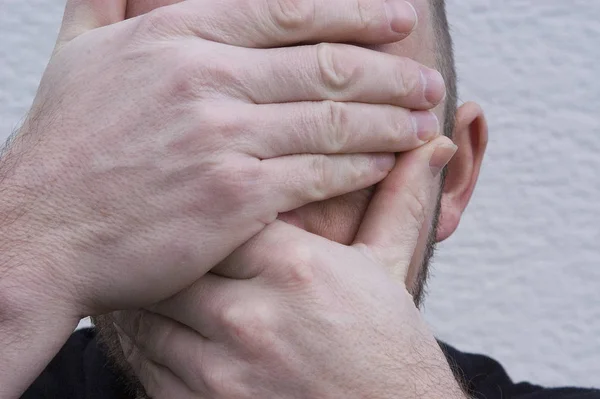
[411,188,443,308]
[92,197,442,398]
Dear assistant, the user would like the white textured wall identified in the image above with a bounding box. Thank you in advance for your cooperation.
[425,0,600,388]
[1,0,599,389]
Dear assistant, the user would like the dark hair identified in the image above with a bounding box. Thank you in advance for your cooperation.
[412,0,458,308]
[430,0,457,138]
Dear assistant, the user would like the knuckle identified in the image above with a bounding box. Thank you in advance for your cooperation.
[401,185,429,227]
[393,61,419,98]
[353,0,379,31]
[307,154,335,200]
[196,105,248,143]
[167,57,201,99]
[316,43,362,92]
[282,242,316,287]
[214,161,264,207]
[181,158,262,218]
[323,101,351,152]
[265,0,316,31]
[246,302,278,339]
[348,155,374,182]
[219,301,247,332]
[386,109,413,146]
[164,51,244,100]
[164,105,244,161]
[221,301,278,349]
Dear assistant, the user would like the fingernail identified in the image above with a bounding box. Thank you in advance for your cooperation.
[420,66,446,105]
[385,0,418,34]
[375,153,396,171]
[429,143,457,177]
[412,110,440,142]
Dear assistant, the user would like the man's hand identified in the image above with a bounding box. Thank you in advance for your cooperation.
[1,0,444,319]
[0,0,446,396]
[114,136,466,399]
[0,0,445,395]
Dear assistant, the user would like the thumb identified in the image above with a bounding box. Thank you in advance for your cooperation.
[57,0,126,45]
[352,136,457,280]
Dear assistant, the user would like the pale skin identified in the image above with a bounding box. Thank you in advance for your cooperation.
[0,0,467,397]
[113,138,466,399]
[105,0,489,398]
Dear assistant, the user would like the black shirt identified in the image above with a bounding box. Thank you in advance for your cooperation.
[23,328,600,399]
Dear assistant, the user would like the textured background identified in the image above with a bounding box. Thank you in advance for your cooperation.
[1,0,599,388]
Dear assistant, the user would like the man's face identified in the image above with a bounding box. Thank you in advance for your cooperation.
[125,0,447,303]
[95,2,490,395]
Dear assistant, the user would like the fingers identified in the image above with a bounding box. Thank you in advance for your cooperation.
[352,136,457,278]
[114,310,212,395]
[215,220,330,284]
[147,273,252,340]
[227,102,439,158]
[58,0,126,45]
[149,0,418,47]
[233,44,445,109]
[262,153,396,213]
[113,320,199,398]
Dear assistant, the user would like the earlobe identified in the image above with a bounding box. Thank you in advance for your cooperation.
[436,102,488,242]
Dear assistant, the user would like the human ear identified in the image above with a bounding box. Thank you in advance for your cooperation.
[436,102,488,242]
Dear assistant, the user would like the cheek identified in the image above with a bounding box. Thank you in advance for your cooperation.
[126,0,185,18]
[280,189,374,245]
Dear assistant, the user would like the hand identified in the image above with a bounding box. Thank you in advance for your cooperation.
[0,0,445,318]
[114,136,466,399]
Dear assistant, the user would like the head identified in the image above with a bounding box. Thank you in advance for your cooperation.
[95,0,488,395]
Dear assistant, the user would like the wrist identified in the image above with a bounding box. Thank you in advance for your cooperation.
[0,274,79,398]
[376,339,468,399]
[0,243,82,326]
[0,184,83,323]
[1,127,92,319]
[0,195,81,397]
[408,352,469,399]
